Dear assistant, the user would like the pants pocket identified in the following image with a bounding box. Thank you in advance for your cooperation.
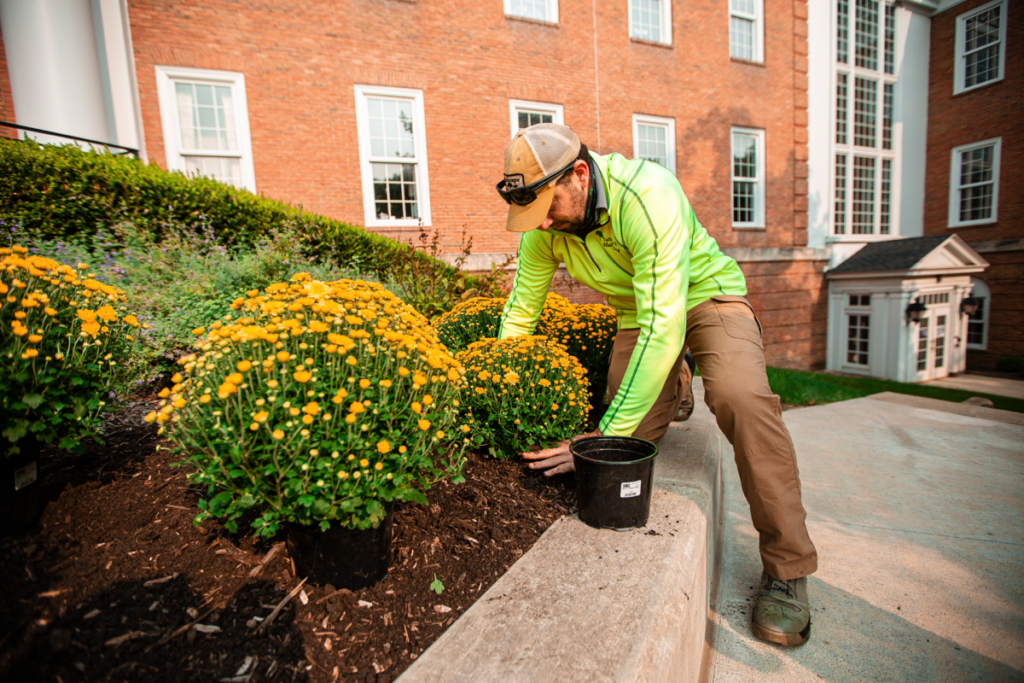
[713,299,763,345]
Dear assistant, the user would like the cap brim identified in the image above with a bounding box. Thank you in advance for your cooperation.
[505,183,555,233]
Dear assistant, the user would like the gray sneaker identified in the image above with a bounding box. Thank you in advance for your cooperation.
[752,572,811,647]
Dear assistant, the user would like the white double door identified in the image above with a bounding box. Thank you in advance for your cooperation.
[913,309,950,382]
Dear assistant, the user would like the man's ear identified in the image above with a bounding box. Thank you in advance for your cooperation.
[574,159,589,187]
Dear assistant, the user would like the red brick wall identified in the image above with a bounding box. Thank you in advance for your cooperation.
[0,18,16,138]
[924,0,1023,244]
[926,0,1023,369]
[967,250,1024,368]
[741,259,827,369]
[127,0,808,255]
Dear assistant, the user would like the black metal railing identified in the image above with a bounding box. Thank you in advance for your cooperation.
[0,121,138,157]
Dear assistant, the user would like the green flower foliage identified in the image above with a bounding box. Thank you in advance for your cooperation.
[165,276,468,538]
[456,336,588,460]
[0,246,140,455]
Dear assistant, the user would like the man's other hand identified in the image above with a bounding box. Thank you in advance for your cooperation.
[522,429,602,476]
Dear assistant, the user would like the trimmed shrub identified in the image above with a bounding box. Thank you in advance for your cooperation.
[996,356,1024,374]
[1,246,141,454]
[165,275,467,538]
[456,336,588,460]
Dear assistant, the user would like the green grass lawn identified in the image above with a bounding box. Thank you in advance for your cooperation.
[764,367,1024,414]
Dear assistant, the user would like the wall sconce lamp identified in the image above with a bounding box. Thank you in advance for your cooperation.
[905,298,927,323]
[960,297,980,316]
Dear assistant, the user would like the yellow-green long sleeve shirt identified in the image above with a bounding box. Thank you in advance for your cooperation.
[498,152,747,438]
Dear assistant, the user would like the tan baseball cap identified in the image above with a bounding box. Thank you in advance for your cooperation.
[500,123,581,232]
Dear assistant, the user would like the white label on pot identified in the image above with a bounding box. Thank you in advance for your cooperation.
[14,461,37,491]
[620,480,642,498]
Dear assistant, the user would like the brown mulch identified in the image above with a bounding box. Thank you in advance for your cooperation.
[0,401,576,683]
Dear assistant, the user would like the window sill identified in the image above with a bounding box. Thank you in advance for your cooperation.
[504,14,558,28]
[952,76,1005,98]
[948,220,998,229]
[826,234,896,243]
[630,37,672,49]
[730,57,765,68]
[731,225,766,231]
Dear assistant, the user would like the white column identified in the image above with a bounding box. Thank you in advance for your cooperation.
[0,0,110,145]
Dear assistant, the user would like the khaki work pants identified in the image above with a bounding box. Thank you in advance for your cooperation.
[607,295,818,580]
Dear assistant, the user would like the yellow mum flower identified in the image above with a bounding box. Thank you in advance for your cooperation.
[44,306,57,316]
[349,402,365,414]
[76,309,97,323]
[375,462,384,471]
[398,367,410,376]
[199,394,211,404]
[411,401,422,414]
[272,429,285,440]
[379,379,392,388]
[422,395,433,406]
[435,431,445,440]
[303,402,320,415]
[144,412,157,423]
[276,351,291,362]
[293,370,312,383]
[172,373,183,383]
[192,327,206,336]
[21,349,38,359]
[158,388,171,398]
[360,458,370,467]
[254,411,269,422]
[226,373,244,385]
[96,305,117,322]
[123,314,140,327]
[27,334,42,343]
[418,419,431,431]
[237,360,252,372]
[302,415,313,425]
[359,378,371,389]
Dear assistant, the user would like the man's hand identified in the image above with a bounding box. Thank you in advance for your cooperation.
[522,429,602,477]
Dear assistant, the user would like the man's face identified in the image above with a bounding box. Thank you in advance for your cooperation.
[539,161,588,232]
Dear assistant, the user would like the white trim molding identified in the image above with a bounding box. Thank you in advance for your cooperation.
[632,113,676,174]
[629,0,672,45]
[953,0,1007,95]
[508,99,564,138]
[154,65,256,192]
[730,126,765,229]
[948,137,1001,228]
[504,0,558,23]
[353,84,432,229]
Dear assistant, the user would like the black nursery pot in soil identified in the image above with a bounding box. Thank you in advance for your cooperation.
[570,436,658,531]
[284,504,394,589]
[0,437,44,537]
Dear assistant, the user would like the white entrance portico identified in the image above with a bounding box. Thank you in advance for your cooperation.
[825,235,988,383]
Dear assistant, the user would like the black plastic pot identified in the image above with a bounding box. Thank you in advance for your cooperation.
[0,437,44,537]
[284,505,394,589]
[571,436,658,530]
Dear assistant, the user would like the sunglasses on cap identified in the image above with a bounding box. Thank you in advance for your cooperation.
[495,161,576,206]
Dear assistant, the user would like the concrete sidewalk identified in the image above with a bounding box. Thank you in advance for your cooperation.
[924,373,1024,400]
[708,393,1024,682]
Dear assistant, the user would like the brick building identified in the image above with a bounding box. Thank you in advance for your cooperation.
[0,0,826,369]
[923,0,1022,370]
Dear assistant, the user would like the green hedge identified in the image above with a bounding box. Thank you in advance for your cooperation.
[0,139,463,288]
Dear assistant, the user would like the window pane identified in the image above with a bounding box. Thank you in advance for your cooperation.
[855,0,879,70]
[846,313,869,365]
[367,97,416,160]
[175,80,238,153]
[884,4,896,74]
[958,146,995,222]
[183,155,243,188]
[731,0,755,14]
[967,298,985,345]
[964,7,1002,88]
[837,0,850,63]
[730,17,755,60]
[518,112,530,130]
[880,159,891,235]
[638,123,669,167]
[732,133,757,178]
[834,154,847,234]
[372,162,418,220]
[836,74,848,144]
[509,0,548,21]
[733,181,755,223]
[935,315,946,368]
[852,156,875,234]
[632,0,662,42]
[854,77,877,147]
[882,83,893,150]
[917,317,928,371]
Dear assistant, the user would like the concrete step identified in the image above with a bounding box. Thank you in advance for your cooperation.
[399,380,723,683]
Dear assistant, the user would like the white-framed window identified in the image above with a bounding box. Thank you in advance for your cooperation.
[846,294,871,366]
[832,0,898,237]
[632,114,676,174]
[629,0,672,45]
[731,127,765,228]
[948,137,1001,227]
[154,66,256,192]
[504,0,558,23]
[353,85,432,229]
[966,278,990,350]
[509,100,564,138]
[954,0,1007,95]
[729,0,763,62]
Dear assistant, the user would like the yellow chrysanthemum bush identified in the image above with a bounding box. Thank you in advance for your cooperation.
[455,336,588,460]
[0,246,141,455]
[537,300,618,413]
[433,296,506,353]
[163,274,468,538]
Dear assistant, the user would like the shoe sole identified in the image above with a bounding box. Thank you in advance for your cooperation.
[751,618,811,647]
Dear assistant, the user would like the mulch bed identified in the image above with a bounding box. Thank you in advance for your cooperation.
[0,400,576,683]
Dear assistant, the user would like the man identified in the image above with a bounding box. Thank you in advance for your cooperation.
[494,123,817,647]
